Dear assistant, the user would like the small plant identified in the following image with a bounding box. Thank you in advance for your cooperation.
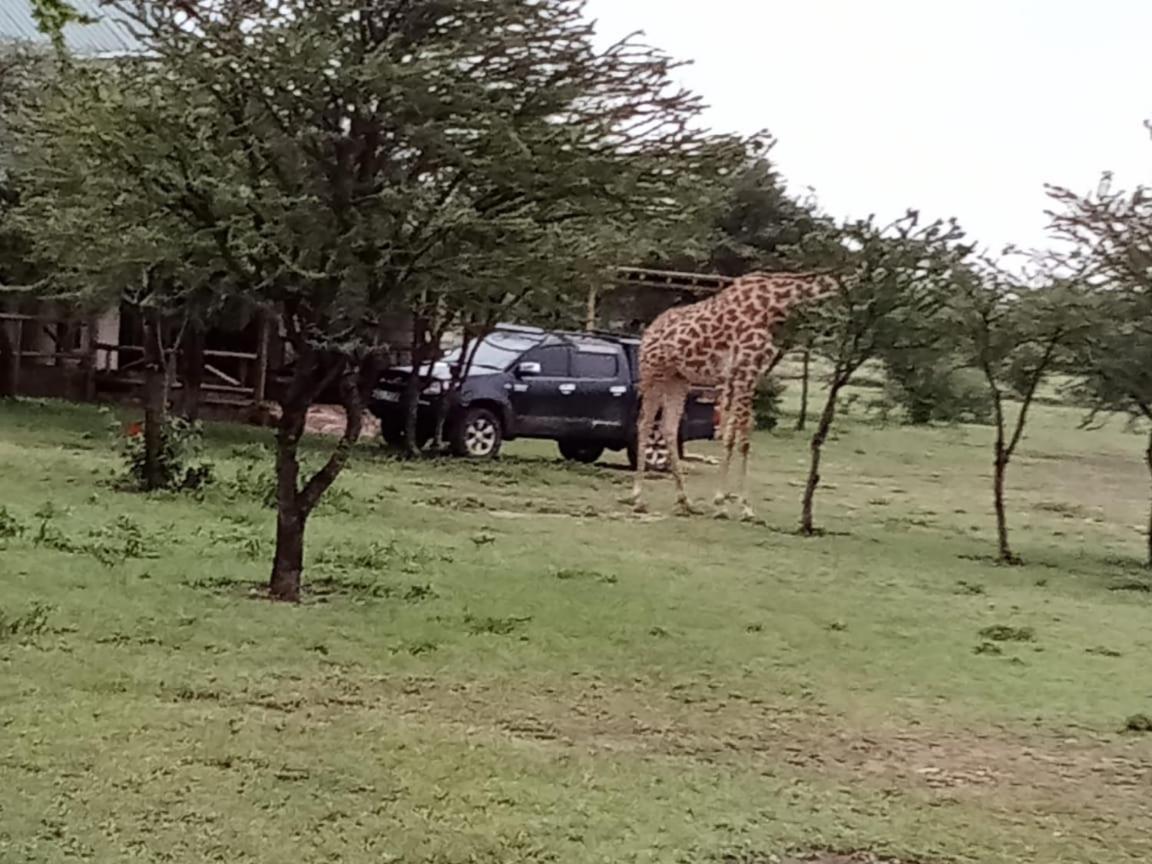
[34,500,67,520]
[313,538,452,576]
[464,613,530,636]
[0,603,51,642]
[85,516,159,566]
[978,624,1035,642]
[228,459,278,508]
[553,567,617,584]
[1123,714,1152,733]
[973,641,1003,656]
[1086,646,1122,658]
[0,506,24,540]
[208,525,265,560]
[32,519,75,553]
[106,410,215,492]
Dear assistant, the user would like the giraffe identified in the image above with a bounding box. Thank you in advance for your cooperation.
[629,271,838,519]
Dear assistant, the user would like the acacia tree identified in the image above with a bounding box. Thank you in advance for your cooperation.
[1070,293,1152,566]
[792,212,973,535]
[21,0,750,601]
[953,268,1088,564]
[1049,172,1152,566]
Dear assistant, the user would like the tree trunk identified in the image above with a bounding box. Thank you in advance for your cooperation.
[1146,429,1152,569]
[270,421,306,602]
[992,446,1017,564]
[270,499,306,602]
[0,317,18,398]
[796,349,810,432]
[141,311,167,491]
[268,350,364,602]
[800,379,842,535]
[403,317,428,456]
[181,321,205,421]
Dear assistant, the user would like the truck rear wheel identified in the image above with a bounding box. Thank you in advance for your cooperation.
[628,430,683,471]
[558,441,604,464]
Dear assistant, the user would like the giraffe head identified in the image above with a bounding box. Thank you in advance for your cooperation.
[790,272,840,305]
[742,270,840,316]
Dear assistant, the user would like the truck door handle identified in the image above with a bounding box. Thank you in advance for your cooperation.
[609,386,626,397]
[558,383,575,395]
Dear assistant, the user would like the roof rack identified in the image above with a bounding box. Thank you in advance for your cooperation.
[612,266,733,295]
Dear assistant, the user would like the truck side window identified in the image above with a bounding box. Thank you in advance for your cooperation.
[572,350,619,379]
[521,344,570,376]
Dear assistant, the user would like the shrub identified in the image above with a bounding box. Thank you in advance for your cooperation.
[884,358,993,425]
[106,410,215,492]
[751,376,786,431]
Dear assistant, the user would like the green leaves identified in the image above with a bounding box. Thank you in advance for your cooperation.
[13,0,751,349]
[790,211,975,380]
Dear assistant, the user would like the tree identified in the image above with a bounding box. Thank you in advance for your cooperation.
[1070,292,1152,566]
[791,212,973,535]
[20,0,751,601]
[1048,170,1152,566]
[953,268,1088,564]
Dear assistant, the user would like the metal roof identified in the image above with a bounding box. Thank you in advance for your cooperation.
[0,0,144,57]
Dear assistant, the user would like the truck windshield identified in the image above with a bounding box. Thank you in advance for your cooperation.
[441,331,544,372]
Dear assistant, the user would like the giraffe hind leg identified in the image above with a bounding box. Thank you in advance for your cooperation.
[628,383,662,512]
[659,380,696,516]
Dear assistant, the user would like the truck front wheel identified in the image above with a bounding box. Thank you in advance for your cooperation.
[450,407,503,459]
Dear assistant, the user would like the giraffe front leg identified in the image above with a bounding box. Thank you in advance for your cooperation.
[625,389,661,513]
[734,352,777,524]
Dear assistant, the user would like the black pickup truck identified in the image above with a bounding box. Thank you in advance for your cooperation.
[368,325,716,465]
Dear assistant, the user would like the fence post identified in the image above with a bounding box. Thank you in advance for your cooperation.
[253,311,270,403]
[81,316,97,401]
[5,318,23,396]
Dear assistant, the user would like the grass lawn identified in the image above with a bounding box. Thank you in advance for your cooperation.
[1,394,1151,863]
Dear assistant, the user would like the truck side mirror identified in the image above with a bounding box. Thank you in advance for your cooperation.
[515,361,541,377]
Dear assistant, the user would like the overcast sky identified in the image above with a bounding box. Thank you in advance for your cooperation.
[583,0,1152,255]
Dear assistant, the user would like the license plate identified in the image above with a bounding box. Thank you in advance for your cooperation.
[373,389,401,403]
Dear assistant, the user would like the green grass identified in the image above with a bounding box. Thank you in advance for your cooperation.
[2,394,1151,864]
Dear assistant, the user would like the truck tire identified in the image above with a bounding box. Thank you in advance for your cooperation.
[627,429,683,471]
[450,406,503,459]
[558,440,605,464]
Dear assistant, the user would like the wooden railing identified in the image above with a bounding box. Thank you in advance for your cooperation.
[0,312,97,399]
[93,343,266,401]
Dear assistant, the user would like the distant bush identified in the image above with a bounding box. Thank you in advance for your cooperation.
[883,358,993,425]
[752,376,786,430]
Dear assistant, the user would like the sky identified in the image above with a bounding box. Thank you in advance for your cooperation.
[582,0,1152,255]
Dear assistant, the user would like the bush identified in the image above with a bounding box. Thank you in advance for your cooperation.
[105,410,215,492]
[752,376,786,430]
[883,359,993,425]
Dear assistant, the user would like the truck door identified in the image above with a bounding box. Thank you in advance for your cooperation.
[507,343,576,438]
[566,345,631,440]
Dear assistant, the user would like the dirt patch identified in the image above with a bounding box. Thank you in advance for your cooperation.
[720,854,925,864]
[244,402,381,440]
[777,854,926,864]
